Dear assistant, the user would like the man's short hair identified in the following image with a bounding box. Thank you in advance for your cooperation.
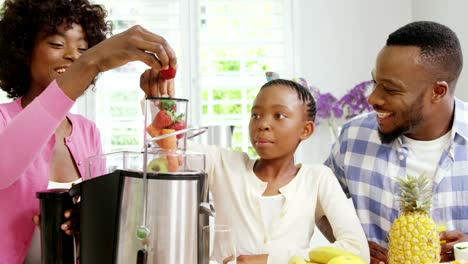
[387,21,463,87]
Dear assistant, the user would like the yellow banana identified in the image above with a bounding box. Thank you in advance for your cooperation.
[327,255,366,264]
[288,256,307,264]
[288,255,322,264]
[308,246,353,263]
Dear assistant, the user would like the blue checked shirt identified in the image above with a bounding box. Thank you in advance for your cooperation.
[324,98,468,248]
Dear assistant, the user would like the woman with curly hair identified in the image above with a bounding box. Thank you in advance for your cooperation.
[0,0,176,262]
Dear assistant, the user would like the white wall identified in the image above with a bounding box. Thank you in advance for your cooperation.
[412,0,468,101]
[292,0,413,248]
[293,0,412,164]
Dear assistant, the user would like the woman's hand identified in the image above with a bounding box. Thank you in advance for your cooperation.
[440,230,468,262]
[236,254,268,264]
[60,203,81,236]
[58,25,177,100]
[84,25,177,74]
[140,68,175,97]
[31,203,80,236]
[32,213,41,229]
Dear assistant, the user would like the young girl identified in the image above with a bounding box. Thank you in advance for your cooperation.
[187,79,370,263]
[0,0,176,262]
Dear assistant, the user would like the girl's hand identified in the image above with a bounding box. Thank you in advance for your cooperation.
[140,68,175,97]
[236,254,268,264]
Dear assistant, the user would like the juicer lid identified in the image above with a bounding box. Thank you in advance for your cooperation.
[122,169,206,181]
[36,188,71,199]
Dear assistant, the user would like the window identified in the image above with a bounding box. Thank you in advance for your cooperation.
[90,0,187,152]
[0,93,8,104]
[199,0,292,155]
[89,0,292,154]
[0,0,293,154]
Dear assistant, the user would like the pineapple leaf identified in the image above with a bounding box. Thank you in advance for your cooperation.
[396,173,432,214]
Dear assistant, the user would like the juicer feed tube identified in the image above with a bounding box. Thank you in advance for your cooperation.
[138,126,209,242]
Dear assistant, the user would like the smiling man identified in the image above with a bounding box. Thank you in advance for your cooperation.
[324,21,468,263]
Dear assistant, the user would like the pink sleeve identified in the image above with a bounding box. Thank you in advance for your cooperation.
[0,80,74,189]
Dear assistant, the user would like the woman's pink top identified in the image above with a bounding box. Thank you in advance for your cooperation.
[0,80,102,263]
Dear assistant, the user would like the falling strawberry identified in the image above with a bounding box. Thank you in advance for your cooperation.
[160,66,177,80]
[152,110,173,129]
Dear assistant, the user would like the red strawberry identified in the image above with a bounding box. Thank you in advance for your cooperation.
[160,66,177,80]
[169,120,186,139]
[152,110,173,129]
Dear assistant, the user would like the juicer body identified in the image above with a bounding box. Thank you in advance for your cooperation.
[73,169,209,264]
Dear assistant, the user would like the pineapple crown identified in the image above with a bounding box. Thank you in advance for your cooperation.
[397,173,433,214]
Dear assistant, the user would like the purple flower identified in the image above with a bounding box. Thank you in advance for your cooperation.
[337,80,373,119]
[310,87,342,124]
[305,79,373,125]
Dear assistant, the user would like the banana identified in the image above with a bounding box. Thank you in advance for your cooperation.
[327,255,366,264]
[288,256,307,264]
[308,246,353,263]
[288,255,321,264]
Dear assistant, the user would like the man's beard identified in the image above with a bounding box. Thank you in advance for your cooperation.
[377,104,424,144]
[378,125,410,144]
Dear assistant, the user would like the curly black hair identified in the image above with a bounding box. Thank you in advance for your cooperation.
[0,0,112,99]
[387,21,463,88]
[260,79,316,122]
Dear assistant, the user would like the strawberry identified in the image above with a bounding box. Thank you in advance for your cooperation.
[160,66,177,80]
[152,110,173,129]
[160,100,176,112]
[169,120,186,139]
[169,112,186,139]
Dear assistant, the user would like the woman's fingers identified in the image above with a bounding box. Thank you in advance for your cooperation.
[85,25,177,73]
[61,205,80,235]
[33,214,41,228]
[138,26,177,68]
[139,51,163,71]
[61,220,75,236]
[124,26,176,70]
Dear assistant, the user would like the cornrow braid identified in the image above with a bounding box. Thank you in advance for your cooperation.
[260,79,316,122]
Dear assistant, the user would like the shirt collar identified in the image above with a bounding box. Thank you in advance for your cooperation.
[451,97,468,143]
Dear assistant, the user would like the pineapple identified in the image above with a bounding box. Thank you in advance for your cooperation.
[388,174,440,264]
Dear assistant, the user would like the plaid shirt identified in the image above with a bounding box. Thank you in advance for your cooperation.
[324,98,468,248]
